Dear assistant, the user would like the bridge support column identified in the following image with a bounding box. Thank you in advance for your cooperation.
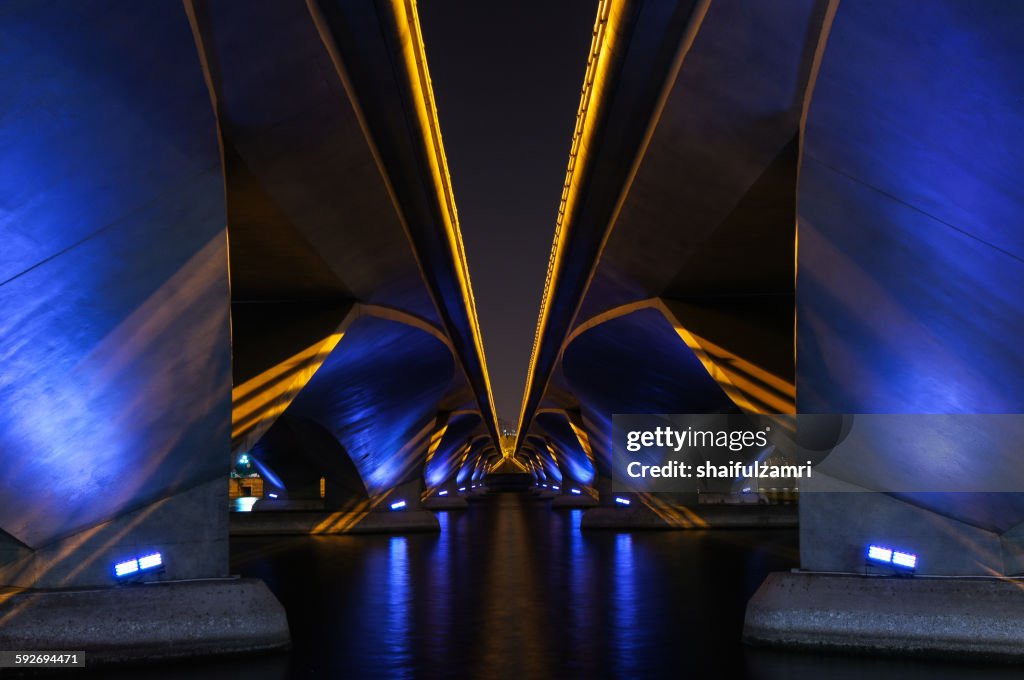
[0,577,289,666]
[550,480,598,509]
[231,477,439,535]
[744,480,1024,659]
[531,481,559,499]
[423,479,469,510]
[0,480,290,664]
[582,478,796,529]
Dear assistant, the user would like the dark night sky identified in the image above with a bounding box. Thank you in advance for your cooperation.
[417,1,599,424]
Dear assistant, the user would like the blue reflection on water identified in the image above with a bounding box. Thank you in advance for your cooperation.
[613,533,639,677]
[567,509,593,662]
[388,536,411,677]
[219,493,1015,680]
[428,511,452,664]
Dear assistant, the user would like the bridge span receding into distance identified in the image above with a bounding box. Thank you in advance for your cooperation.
[1,0,1023,669]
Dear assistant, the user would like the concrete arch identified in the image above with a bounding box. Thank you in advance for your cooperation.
[249,415,368,510]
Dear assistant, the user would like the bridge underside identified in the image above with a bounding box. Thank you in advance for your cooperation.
[514,0,1024,658]
[0,0,498,661]
[2,0,1024,666]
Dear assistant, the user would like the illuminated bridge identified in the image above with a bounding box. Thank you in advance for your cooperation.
[1,0,1023,670]
[0,0,500,659]
[514,0,1024,660]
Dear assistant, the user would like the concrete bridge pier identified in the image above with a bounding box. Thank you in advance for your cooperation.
[744,0,1024,660]
[0,481,290,665]
[0,0,290,663]
[550,481,598,509]
[231,477,440,537]
[423,479,470,510]
[745,484,1024,661]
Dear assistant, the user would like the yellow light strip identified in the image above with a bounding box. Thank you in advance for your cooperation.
[231,302,454,454]
[514,0,718,454]
[422,417,450,467]
[390,0,501,445]
[515,0,619,452]
[638,492,709,529]
[231,332,345,453]
[665,327,795,416]
[565,412,597,468]
[564,297,796,416]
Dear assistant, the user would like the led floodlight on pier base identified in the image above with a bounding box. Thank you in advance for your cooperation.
[866,544,918,574]
[615,497,631,506]
[114,559,138,578]
[390,500,407,511]
[113,552,164,582]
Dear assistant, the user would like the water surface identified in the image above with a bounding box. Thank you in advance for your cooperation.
[92,493,1021,679]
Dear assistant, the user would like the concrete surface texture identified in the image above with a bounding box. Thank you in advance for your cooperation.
[0,0,501,663]
[0,578,289,665]
[745,572,1024,661]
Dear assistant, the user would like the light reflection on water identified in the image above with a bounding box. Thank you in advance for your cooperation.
[387,536,411,677]
[89,493,1024,679]
[232,496,258,512]
[613,532,638,679]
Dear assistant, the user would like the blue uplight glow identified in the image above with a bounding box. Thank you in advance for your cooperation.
[438,490,448,496]
[284,317,454,493]
[267,492,278,499]
[892,551,918,569]
[552,485,560,491]
[390,500,407,511]
[867,545,892,563]
[458,487,466,492]
[250,457,285,490]
[113,551,163,579]
[867,544,917,571]
[571,488,581,495]
[114,559,139,578]
[137,552,163,570]
[615,497,631,506]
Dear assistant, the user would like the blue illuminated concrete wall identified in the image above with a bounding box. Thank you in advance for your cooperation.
[424,412,482,489]
[275,316,455,496]
[797,0,1024,575]
[0,2,230,587]
[560,309,737,480]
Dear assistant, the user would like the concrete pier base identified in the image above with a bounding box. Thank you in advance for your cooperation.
[422,496,468,510]
[230,509,439,536]
[551,494,598,509]
[744,571,1024,662]
[251,498,325,511]
[582,503,797,530]
[0,578,289,666]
